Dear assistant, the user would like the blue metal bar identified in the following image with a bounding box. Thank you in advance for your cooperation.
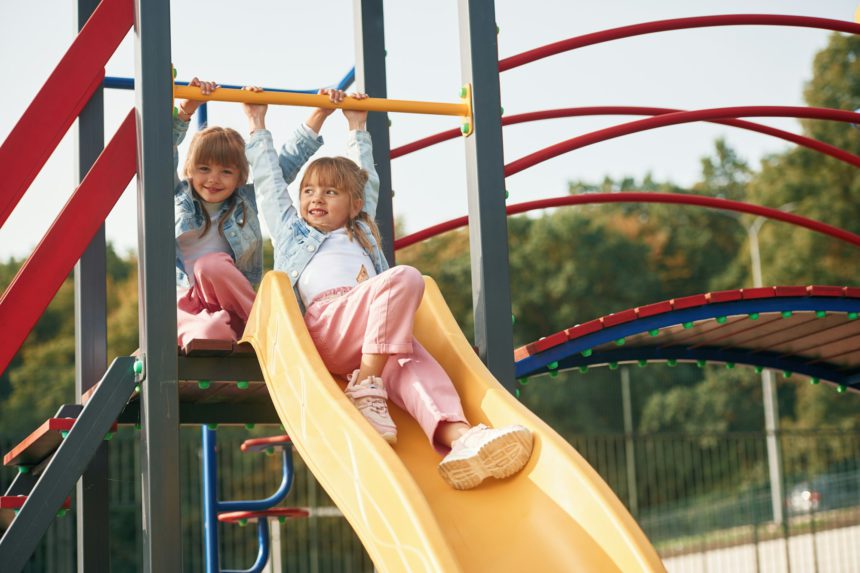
[222,519,270,573]
[515,297,860,381]
[202,426,221,573]
[198,103,208,130]
[104,68,355,94]
[217,445,294,512]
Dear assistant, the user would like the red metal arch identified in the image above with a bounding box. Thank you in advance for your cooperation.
[391,107,860,169]
[394,193,860,251]
[504,106,860,176]
[498,14,860,72]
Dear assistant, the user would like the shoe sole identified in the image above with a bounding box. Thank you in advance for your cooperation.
[438,428,533,490]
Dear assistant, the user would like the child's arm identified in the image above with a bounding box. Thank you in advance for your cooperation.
[243,87,299,248]
[277,89,344,183]
[173,77,216,188]
[342,94,380,219]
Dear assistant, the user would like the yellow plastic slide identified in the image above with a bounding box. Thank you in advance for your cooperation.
[242,271,665,572]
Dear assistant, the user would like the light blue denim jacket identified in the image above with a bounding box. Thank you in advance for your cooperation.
[246,127,389,305]
[173,118,320,289]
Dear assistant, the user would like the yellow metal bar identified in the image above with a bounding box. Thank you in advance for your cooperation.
[174,85,469,118]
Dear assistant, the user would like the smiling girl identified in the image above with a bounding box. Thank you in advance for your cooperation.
[247,93,534,490]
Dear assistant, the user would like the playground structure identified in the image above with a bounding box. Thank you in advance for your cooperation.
[0,0,859,571]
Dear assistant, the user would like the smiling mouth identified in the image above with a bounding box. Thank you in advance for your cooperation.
[309,208,328,216]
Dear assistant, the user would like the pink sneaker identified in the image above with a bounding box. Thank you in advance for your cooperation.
[345,371,397,444]
[438,424,533,490]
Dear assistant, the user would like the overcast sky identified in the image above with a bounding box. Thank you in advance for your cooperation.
[1,0,857,260]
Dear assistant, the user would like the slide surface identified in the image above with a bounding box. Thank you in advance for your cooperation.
[242,271,665,572]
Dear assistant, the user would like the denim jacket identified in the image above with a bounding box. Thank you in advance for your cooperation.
[247,127,389,304]
[173,118,319,289]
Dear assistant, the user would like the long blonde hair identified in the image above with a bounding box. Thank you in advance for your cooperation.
[300,157,382,253]
[183,127,249,238]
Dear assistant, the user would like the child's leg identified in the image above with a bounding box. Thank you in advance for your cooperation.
[304,265,425,375]
[189,252,256,336]
[176,288,236,348]
[382,340,469,454]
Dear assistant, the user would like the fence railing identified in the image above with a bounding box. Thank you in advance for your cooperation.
[2,428,858,571]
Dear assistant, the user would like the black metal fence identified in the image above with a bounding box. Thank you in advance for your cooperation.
[3,428,859,572]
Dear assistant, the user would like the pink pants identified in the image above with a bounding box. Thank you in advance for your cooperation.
[304,266,468,452]
[176,252,256,349]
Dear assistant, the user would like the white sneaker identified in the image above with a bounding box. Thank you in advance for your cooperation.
[438,424,533,490]
[345,370,397,444]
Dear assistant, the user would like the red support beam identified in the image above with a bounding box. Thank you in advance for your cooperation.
[0,111,136,376]
[0,0,133,229]
[394,193,860,251]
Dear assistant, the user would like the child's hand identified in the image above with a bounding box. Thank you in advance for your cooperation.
[305,89,346,134]
[342,92,369,131]
[242,86,267,132]
[177,77,217,121]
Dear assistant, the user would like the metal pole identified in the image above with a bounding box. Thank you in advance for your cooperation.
[353,0,395,264]
[748,219,785,526]
[621,367,639,516]
[134,0,182,569]
[75,0,110,569]
[458,0,515,389]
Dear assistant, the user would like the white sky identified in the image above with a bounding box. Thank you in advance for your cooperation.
[1,0,857,260]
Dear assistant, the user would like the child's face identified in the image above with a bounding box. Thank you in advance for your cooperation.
[189,161,240,203]
[300,174,362,233]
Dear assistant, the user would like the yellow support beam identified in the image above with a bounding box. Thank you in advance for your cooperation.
[173,85,473,133]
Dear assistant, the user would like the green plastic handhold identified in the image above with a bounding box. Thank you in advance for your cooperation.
[548,370,558,378]
[172,66,177,79]
[57,509,67,518]
[134,423,142,430]
[518,378,529,386]
[237,380,249,390]
[388,119,392,127]
[667,359,677,367]
[810,377,820,385]
[682,322,693,329]
[18,466,30,475]
[104,432,114,441]
[849,312,859,320]
[461,123,471,134]
[782,371,792,379]
[135,384,141,393]
[837,385,847,393]
[207,423,218,430]
[716,316,727,324]
[198,380,211,390]
[696,360,706,368]
[459,86,467,98]
[245,423,256,430]
[61,431,69,439]
[511,314,516,325]
[754,366,764,374]
[278,516,287,524]
[781,310,793,319]
[500,106,505,115]
[239,518,248,526]
[515,388,521,398]
[581,349,592,357]
[609,362,618,370]
[496,24,500,34]
[505,189,510,199]
[172,106,179,120]
[384,49,388,57]
[548,361,558,370]
[578,366,589,374]
[615,338,626,346]
[134,360,143,375]
[749,313,759,320]
[816,310,827,318]
[648,329,659,337]
[265,447,275,455]
[638,359,647,367]
[726,362,735,369]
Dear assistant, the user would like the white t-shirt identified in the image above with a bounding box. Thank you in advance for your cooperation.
[178,200,231,286]
[298,228,377,307]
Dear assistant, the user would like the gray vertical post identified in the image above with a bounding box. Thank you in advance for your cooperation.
[134,0,182,570]
[458,0,515,389]
[353,0,395,264]
[75,0,110,568]
[620,367,639,516]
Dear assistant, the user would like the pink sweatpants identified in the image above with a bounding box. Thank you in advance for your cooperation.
[176,252,256,349]
[304,266,468,452]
